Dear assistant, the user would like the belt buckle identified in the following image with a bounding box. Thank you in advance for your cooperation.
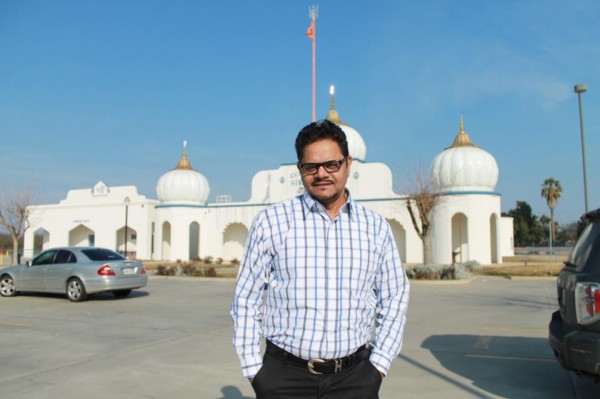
[334,359,342,372]
[307,358,343,375]
[307,358,325,375]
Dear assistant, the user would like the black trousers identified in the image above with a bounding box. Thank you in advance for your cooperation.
[251,351,382,399]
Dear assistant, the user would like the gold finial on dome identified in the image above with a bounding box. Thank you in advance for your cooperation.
[449,115,477,148]
[174,140,194,170]
[326,84,343,125]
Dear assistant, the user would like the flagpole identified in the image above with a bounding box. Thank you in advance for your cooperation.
[308,6,318,122]
[312,23,316,122]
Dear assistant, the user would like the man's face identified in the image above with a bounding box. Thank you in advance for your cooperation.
[298,139,352,207]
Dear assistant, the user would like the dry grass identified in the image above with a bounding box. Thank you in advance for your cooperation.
[474,264,564,277]
[143,256,568,279]
[475,255,566,277]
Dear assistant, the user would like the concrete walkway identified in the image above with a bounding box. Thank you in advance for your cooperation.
[0,275,599,398]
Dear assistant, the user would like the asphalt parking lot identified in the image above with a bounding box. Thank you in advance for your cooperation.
[1,275,600,398]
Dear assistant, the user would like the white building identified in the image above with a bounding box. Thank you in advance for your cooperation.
[24,96,513,265]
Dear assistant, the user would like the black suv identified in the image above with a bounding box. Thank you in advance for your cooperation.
[549,208,600,381]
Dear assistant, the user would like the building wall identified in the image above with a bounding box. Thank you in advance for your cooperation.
[23,184,158,261]
[357,198,423,264]
[23,161,513,266]
[499,216,515,259]
[430,192,513,265]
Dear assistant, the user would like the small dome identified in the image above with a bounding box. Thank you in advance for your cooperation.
[430,118,498,192]
[326,85,367,161]
[156,141,210,203]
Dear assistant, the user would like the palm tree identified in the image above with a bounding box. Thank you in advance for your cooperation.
[541,178,563,246]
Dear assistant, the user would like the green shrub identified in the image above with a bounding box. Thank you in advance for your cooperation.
[196,267,217,277]
[462,260,481,272]
[406,263,472,280]
[156,264,177,276]
[156,264,168,275]
[181,262,196,276]
[453,264,471,279]
[205,267,217,277]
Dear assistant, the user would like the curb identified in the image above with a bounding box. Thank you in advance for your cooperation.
[507,276,557,281]
[409,277,476,285]
[148,275,235,282]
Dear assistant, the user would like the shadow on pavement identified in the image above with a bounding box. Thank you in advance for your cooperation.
[217,385,253,399]
[11,289,149,301]
[90,289,149,300]
[416,334,596,398]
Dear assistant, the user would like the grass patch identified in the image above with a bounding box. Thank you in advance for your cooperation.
[474,263,564,277]
[143,256,567,279]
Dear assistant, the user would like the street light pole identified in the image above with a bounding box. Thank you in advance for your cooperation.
[574,84,589,214]
[124,197,130,258]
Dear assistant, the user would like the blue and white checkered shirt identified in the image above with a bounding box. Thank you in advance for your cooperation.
[231,191,409,378]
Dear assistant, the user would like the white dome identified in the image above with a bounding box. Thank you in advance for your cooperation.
[430,120,498,192]
[325,87,367,160]
[156,145,210,203]
[338,124,367,161]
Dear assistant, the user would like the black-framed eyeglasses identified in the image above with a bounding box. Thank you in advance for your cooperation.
[299,158,347,175]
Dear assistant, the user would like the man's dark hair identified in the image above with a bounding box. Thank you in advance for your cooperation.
[295,119,349,161]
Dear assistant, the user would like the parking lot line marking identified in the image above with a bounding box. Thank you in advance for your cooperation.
[0,321,37,328]
[481,326,546,334]
[465,353,554,363]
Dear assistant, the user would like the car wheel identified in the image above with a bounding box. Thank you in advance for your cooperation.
[0,275,17,297]
[112,289,131,298]
[66,278,88,302]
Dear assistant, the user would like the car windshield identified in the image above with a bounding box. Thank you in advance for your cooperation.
[567,221,600,271]
[81,248,126,261]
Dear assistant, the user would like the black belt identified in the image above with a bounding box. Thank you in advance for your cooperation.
[265,340,370,375]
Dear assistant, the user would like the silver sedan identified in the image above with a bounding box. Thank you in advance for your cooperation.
[0,247,147,302]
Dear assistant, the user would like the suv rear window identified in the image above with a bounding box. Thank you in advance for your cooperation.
[81,248,125,261]
[567,221,600,271]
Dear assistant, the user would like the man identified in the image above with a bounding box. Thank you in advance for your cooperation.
[231,119,409,399]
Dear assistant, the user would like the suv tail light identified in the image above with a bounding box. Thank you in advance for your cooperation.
[575,282,600,325]
[97,264,116,276]
[141,266,146,274]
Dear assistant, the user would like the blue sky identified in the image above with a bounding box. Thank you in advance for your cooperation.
[1,0,598,225]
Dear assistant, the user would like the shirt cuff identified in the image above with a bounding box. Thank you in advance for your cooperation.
[369,349,392,376]
[241,356,263,379]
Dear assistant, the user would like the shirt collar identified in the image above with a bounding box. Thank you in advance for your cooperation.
[300,190,354,220]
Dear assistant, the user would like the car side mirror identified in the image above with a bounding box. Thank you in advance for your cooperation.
[26,260,32,266]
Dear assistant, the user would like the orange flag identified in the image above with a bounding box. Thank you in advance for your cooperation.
[305,19,315,39]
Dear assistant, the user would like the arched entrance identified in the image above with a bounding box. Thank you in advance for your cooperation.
[387,219,407,262]
[34,228,50,255]
[116,225,138,258]
[189,222,200,260]
[451,213,469,263]
[69,224,95,247]
[490,213,499,263]
[162,222,172,260]
[223,223,248,262]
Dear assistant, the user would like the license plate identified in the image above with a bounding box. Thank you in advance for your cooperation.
[123,268,134,275]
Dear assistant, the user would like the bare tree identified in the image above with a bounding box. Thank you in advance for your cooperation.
[400,163,443,264]
[0,185,33,263]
